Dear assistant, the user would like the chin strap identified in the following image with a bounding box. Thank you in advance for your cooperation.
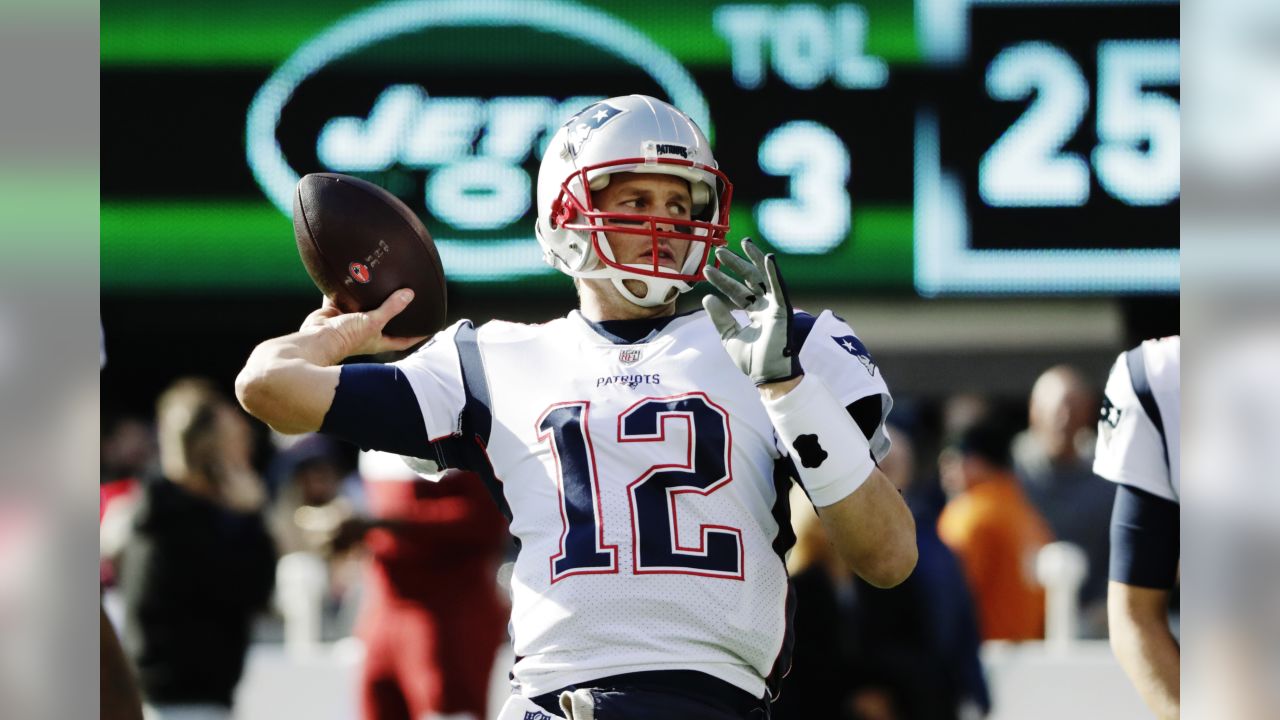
[609,273,688,307]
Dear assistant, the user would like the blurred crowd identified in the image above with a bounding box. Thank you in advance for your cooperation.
[100,377,511,720]
[100,360,1123,720]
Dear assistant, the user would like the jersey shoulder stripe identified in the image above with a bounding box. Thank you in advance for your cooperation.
[455,320,492,445]
[451,321,511,519]
[1125,346,1170,475]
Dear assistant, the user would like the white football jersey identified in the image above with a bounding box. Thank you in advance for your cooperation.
[1095,336,1181,502]
[389,308,891,698]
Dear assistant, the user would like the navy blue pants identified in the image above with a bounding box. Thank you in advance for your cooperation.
[531,671,771,720]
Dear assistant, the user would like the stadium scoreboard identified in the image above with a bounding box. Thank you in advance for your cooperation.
[102,0,1179,296]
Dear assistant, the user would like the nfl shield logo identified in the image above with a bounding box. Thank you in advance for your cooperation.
[618,348,642,365]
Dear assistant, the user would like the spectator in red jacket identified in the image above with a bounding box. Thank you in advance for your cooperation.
[345,451,510,720]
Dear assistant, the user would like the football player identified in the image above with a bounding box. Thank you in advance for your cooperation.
[237,95,916,720]
[1095,336,1180,720]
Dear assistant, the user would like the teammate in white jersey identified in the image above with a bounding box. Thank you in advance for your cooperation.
[1095,336,1180,720]
[237,95,916,720]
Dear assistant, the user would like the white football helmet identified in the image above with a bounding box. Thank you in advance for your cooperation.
[535,95,733,307]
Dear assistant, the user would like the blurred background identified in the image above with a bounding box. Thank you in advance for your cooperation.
[95,0,1191,718]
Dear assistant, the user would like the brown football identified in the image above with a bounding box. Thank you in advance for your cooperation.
[293,173,447,337]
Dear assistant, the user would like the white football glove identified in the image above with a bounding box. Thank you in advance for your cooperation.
[701,238,802,386]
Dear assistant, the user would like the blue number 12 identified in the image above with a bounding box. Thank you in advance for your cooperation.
[538,393,742,583]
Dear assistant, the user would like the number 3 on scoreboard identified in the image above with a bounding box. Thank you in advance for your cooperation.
[537,394,744,583]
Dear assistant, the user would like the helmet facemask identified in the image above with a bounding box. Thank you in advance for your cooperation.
[548,157,733,307]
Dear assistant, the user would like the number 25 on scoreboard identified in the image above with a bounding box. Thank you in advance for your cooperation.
[980,39,1179,208]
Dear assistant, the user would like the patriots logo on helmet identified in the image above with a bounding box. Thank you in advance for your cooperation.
[832,335,876,376]
[644,140,690,159]
[563,102,624,157]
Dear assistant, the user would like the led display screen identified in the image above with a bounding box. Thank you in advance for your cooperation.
[101,0,1178,295]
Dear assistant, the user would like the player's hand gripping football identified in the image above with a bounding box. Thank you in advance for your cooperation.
[702,238,802,386]
[299,290,427,361]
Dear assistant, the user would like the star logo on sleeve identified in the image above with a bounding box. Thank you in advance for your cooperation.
[831,335,877,376]
[563,102,624,157]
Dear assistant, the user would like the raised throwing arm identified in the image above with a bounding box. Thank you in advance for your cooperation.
[236,290,424,434]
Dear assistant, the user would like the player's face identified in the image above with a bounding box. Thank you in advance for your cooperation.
[592,172,694,271]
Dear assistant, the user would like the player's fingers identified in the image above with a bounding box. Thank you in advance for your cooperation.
[741,238,769,274]
[301,302,341,330]
[702,295,740,340]
[766,253,798,317]
[365,289,415,329]
[715,247,762,288]
[703,266,756,309]
[763,254,787,303]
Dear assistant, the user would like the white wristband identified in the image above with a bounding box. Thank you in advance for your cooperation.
[762,374,875,507]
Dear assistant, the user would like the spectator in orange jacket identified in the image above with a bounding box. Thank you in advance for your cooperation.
[938,420,1053,641]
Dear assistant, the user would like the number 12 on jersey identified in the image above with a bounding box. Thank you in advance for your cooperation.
[536,393,744,584]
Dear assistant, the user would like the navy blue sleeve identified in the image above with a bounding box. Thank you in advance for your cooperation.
[1109,483,1180,589]
[319,363,431,457]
